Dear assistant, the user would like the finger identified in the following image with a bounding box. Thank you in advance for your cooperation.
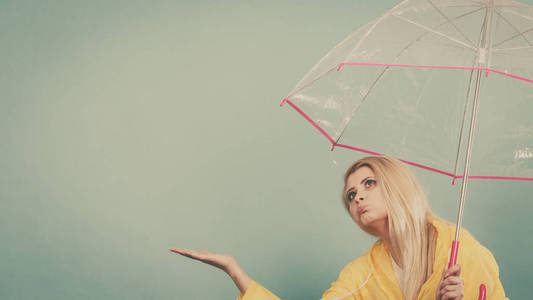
[442,276,464,287]
[441,263,449,280]
[439,282,464,295]
[170,248,195,255]
[171,248,193,257]
[448,264,460,274]
[440,282,463,294]
[170,248,187,255]
[445,264,461,278]
[170,248,205,260]
[454,264,461,277]
[442,289,464,300]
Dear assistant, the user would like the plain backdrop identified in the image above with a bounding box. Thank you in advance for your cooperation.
[1,1,532,299]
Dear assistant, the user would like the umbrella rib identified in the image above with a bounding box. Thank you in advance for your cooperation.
[398,7,484,49]
[452,68,476,184]
[492,45,533,51]
[284,65,339,101]
[287,7,490,143]
[340,1,411,70]
[439,5,485,8]
[286,1,412,101]
[494,8,533,46]
[344,7,482,64]
[495,4,530,8]
[333,66,390,146]
[335,7,484,146]
[497,9,533,22]
[393,14,477,50]
[493,26,533,47]
[452,6,487,183]
[427,0,477,46]
[291,7,482,106]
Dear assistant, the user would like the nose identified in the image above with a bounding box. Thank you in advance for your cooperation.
[354,194,365,204]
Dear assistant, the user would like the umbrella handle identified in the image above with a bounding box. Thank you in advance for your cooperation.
[448,240,460,269]
[478,284,486,300]
[447,240,486,300]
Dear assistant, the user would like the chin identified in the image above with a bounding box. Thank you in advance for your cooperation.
[358,216,383,235]
[357,219,375,232]
[359,214,374,226]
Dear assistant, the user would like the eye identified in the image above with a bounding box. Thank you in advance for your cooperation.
[347,191,356,202]
[365,179,376,188]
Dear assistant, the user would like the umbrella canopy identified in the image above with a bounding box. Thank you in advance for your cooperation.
[282,1,533,298]
[282,0,533,182]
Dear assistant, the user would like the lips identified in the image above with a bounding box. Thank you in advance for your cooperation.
[357,206,368,214]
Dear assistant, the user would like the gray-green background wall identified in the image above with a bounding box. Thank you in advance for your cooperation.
[1,1,532,299]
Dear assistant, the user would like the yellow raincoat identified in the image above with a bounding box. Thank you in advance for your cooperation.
[236,217,508,300]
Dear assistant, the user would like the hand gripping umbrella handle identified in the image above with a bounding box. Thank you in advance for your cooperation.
[448,240,460,268]
[447,240,486,300]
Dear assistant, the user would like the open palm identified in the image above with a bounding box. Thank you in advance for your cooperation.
[170,248,236,273]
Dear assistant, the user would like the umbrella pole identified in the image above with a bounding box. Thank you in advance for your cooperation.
[449,2,493,300]
[449,0,494,272]
[449,67,482,269]
[451,67,488,300]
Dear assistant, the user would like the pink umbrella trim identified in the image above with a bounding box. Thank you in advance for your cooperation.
[281,98,533,183]
[337,62,533,84]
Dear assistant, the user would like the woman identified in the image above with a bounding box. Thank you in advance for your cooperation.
[171,156,508,300]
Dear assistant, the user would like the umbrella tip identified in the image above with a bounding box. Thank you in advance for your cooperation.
[451,176,459,185]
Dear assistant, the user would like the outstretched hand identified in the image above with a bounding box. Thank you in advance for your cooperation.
[436,264,464,300]
[171,248,251,294]
[170,248,237,273]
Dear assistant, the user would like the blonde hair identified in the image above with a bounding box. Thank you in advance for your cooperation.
[342,156,437,300]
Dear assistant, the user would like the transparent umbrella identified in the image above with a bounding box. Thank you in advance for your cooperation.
[281,0,533,299]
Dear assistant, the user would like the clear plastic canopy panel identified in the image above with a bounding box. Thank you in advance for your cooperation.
[283,0,533,180]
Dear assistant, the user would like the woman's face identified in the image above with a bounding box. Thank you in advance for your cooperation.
[345,166,388,235]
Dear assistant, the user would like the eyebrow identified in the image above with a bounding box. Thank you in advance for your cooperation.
[346,176,373,193]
